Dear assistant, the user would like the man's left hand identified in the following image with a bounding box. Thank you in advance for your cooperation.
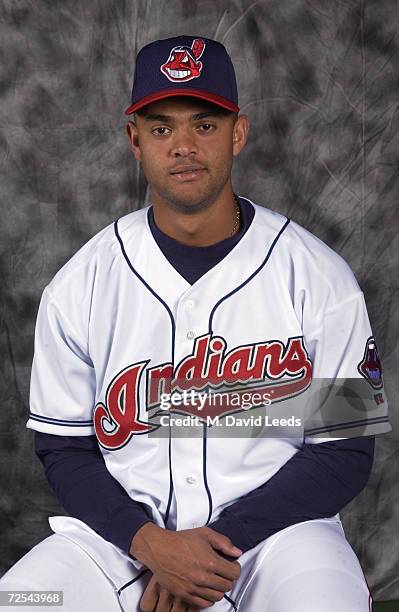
[140,573,203,611]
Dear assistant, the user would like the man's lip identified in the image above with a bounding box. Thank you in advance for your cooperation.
[169,165,206,174]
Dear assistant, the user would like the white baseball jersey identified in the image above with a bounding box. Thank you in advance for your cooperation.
[26,197,390,583]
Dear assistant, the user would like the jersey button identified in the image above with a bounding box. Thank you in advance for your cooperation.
[185,299,195,310]
[185,475,198,485]
[186,331,195,340]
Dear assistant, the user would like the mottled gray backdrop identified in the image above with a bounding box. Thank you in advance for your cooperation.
[0,0,398,602]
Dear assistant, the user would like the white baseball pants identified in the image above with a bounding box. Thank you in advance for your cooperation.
[0,517,371,611]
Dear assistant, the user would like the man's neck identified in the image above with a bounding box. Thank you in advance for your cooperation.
[151,189,239,247]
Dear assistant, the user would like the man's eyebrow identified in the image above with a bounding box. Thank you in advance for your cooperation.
[142,114,173,122]
[191,111,225,120]
[141,111,225,122]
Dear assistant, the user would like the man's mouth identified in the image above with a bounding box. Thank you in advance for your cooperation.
[166,67,191,79]
[170,165,207,181]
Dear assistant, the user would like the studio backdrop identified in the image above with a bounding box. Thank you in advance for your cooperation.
[0,0,398,603]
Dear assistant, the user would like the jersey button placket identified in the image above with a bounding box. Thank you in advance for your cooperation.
[184,298,196,341]
[172,293,209,530]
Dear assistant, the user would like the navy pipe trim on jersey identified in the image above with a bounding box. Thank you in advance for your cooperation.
[204,206,289,525]
[164,419,174,528]
[208,215,290,334]
[223,593,238,611]
[114,218,175,527]
[202,424,213,525]
[117,568,150,596]
[29,412,93,426]
[305,416,390,436]
[114,218,176,362]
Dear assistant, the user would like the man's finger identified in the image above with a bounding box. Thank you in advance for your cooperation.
[191,584,226,604]
[170,596,189,611]
[184,593,217,609]
[139,574,160,611]
[155,586,174,611]
[195,572,234,593]
[211,554,241,582]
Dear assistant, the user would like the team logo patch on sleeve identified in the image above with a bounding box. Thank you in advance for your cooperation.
[161,38,205,82]
[358,336,383,390]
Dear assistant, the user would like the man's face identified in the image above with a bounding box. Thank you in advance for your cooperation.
[126,97,248,213]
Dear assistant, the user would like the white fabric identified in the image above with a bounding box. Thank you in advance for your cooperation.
[0,534,123,611]
[25,198,390,578]
[0,518,371,611]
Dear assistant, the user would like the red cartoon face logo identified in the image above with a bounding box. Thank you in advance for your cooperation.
[161,38,205,82]
[358,337,383,390]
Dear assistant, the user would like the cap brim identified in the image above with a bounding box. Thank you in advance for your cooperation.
[124,88,239,115]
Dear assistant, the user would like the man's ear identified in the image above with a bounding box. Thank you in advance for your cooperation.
[232,114,250,157]
[126,121,141,162]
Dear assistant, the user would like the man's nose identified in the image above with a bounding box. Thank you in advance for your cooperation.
[170,129,197,157]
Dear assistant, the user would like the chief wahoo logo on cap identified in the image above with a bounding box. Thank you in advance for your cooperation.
[160,38,205,82]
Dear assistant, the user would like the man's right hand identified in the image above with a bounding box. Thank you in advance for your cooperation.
[130,523,242,609]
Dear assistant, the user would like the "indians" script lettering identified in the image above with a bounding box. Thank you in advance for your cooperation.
[94,334,312,449]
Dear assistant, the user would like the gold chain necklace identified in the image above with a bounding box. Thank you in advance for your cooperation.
[230,194,241,237]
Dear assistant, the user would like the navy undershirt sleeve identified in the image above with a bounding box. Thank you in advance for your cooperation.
[35,432,374,554]
[208,437,375,552]
[34,196,375,554]
[34,433,153,554]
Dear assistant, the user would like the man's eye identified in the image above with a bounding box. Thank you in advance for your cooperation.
[152,127,170,136]
[198,124,214,132]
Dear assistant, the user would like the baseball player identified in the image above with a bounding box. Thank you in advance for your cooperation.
[0,36,390,612]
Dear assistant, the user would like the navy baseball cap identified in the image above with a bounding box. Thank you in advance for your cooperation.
[124,35,240,115]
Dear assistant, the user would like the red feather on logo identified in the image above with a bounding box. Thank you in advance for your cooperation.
[191,38,205,59]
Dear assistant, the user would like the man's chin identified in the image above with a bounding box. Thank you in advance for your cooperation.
[160,192,216,214]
